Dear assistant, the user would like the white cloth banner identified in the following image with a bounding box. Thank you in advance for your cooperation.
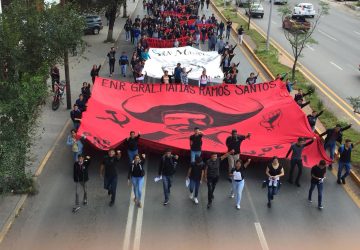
[143,46,224,84]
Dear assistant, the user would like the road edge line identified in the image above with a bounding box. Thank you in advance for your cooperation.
[254,222,270,250]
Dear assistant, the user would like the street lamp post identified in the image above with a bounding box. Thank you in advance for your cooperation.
[266,0,273,51]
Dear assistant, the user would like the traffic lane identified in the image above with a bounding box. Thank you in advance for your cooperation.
[140,155,262,250]
[246,162,360,250]
[0,142,132,250]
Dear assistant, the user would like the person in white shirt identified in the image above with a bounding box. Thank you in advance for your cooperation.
[229,159,251,210]
[174,39,179,48]
[180,67,192,85]
[199,69,210,87]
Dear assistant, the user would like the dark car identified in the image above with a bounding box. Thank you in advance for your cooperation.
[282,15,311,32]
[84,15,103,35]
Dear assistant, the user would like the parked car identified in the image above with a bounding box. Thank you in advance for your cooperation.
[274,0,288,4]
[84,15,103,35]
[282,14,311,31]
[245,3,265,18]
[293,3,316,18]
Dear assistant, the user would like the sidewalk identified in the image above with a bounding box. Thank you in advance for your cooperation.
[0,0,140,242]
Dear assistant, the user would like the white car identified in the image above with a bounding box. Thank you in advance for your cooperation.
[293,3,316,18]
[246,3,265,18]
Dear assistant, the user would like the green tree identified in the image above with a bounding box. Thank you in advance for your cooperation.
[278,2,329,81]
[0,0,85,193]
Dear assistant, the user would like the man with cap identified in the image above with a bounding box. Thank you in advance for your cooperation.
[308,160,327,209]
[320,123,352,169]
[204,150,233,209]
[158,149,179,206]
[285,137,315,187]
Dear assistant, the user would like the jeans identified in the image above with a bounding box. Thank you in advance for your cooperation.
[73,121,80,130]
[338,161,351,180]
[73,151,82,162]
[127,149,138,163]
[233,180,245,206]
[267,183,279,202]
[227,154,240,172]
[162,175,173,202]
[126,31,130,40]
[190,150,201,163]
[189,179,200,198]
[131,176,144,201]
[134,36,140,46]
[308,181,323,206]
[324,141,336,161]
[226,30,230,40]
[109,60,115,75]
[75,181,87,206]
[288,159,303,184]
[238,34,243,44]
[207,176,219,204]
[219,29,224,37]
[120,64,127,76]
[104,175,118,203]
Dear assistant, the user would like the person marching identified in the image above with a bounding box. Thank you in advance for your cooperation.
[265,156,284,208]
[307,110,324,132]
[286,137,315,187]
[190,127,203,163]
[72,154,91,213]
[229,158,251,210]
[100,149,121,207]
[308,160,327,210]
[226,129,251,197]
[158,149,179,206]
[126,131,140,164]
[186,156,205,205]
[66,129,84,162]
[336,139,360,185]
[205,151,232,209]
[128,154,146,208]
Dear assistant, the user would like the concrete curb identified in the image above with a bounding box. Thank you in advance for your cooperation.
[210,1,275,80]
[210,1,360,189]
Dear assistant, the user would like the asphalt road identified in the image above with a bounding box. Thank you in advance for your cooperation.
[236,0,360,101]
[1,2,360,250]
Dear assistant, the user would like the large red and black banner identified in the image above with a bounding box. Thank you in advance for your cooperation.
[78,77,331,166]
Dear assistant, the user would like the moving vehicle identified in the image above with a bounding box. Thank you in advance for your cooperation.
[52,81,66,111]
[274,0,288,4]
[84,15,103,35]
[245,3,265,18]
[293,3,316,18]
[282,15,311,31]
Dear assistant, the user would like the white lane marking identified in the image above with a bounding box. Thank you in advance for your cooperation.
[330,61,343,71]
[133,167,148,250]
[271,21,277,25]
[123,190,135,250]
[354,31,360,36]
[318,29,338,41]
[305,44,315,51]
[254,222,270,250]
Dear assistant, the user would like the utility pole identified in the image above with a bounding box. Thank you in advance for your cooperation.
[0,0,3,14]
[266,0,273,51]
[60,0,72,109]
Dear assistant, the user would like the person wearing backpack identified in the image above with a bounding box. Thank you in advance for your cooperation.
[336,139,360,185]
[128,154,146,208]
[158,149,179,206]
[72,154,91,213]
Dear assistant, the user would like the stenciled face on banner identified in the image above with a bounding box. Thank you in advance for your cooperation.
[120,93,264,145]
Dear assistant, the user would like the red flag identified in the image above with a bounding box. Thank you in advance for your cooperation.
[78,78,331,167]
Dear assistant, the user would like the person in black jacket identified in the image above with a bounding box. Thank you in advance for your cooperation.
[320,123,352,169]
[126,131,141,164]
[90,64,101,84]
[70,104,82,130]
[128,154,146,208]
[81,82,91,102]
[307,110,324,131]
[73,155,91,213]
[158,149,179,206]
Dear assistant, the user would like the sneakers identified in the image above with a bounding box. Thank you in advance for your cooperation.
[341,177,346,184]
[267,202,271,208]
[163,201,169,206]
[207,203,211,209]
[194,198,199,204]
[83,199,88,205]
[108,190,111,196]
[229,192,235,198]
[137,201,142,208]
[109,201,114,207]
[236,205,240,210]
[72,206,81,213]
[308,199,312,203]
[337,179,341,184]
[295,182,301,187]
[189,193,194,200]
[318,205,324,210]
